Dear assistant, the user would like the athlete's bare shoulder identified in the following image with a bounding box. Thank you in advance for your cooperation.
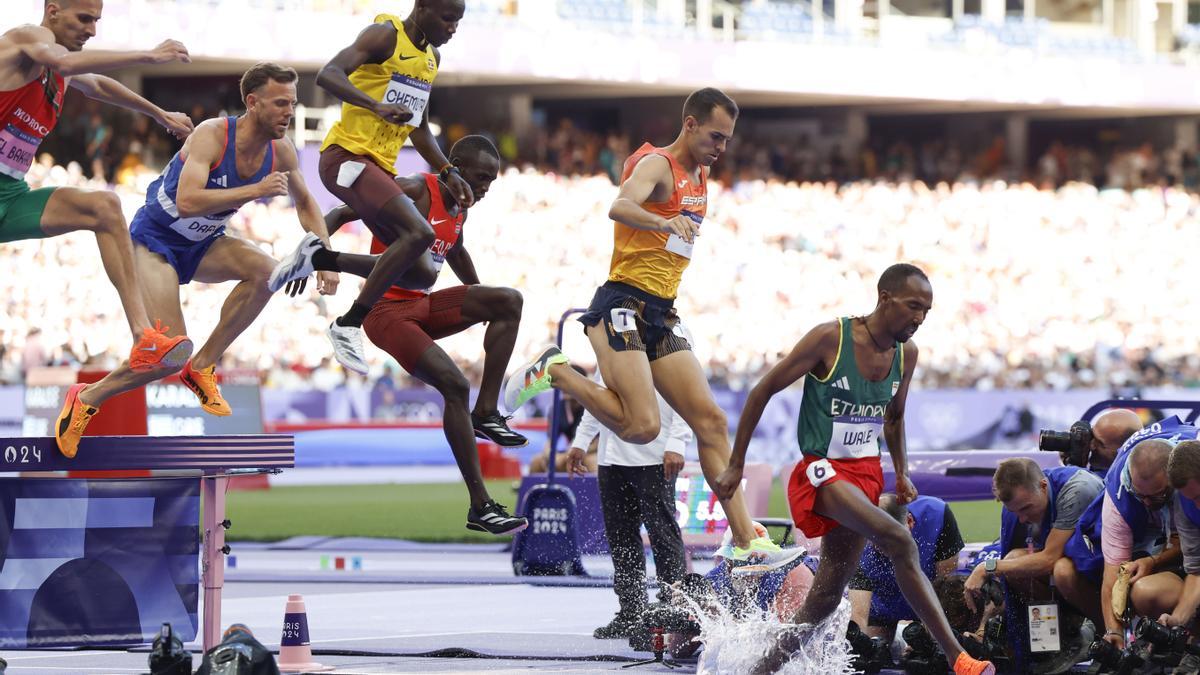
[0,25,56,85]
[393,173,432,211]
[806,320,843,353]
[619,152,673,201]
[177,117,227,158]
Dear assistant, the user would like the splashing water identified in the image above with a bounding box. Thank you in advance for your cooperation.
[690,593,856,675]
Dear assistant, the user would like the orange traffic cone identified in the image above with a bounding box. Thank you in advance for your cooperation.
[277,594,333,672]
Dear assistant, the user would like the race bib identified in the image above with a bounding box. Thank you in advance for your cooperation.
[664,210,703,259]
[383,74,432,126]
[0,123,40,180]
[806,458,837,487]
[170,214,231,242]
[827,415,884,459]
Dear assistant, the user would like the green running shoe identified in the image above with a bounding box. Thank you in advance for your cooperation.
[502,344,568,413]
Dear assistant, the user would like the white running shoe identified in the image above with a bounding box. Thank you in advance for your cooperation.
[326,320,369,375]
[268,232,321,292]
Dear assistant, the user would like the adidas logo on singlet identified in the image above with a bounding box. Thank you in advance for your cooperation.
[831,376,851,390]
[210,175,228,188]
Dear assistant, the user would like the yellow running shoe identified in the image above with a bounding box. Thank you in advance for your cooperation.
[55,383,98,459]
[181,361,232,417]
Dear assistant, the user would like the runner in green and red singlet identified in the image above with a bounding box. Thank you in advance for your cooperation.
[717,264,994,675]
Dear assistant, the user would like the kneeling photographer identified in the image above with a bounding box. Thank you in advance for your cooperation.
[1061,422,1197,666]
[965,458,1103,671]
[1145,438,1200,674]
[849,494,964,644]
[1042,409,1143,476]
[655,524,816,659]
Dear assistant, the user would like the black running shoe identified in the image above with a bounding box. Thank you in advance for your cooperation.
[472,412,529,447]
[594,612,640,640]
[466,500,528,535]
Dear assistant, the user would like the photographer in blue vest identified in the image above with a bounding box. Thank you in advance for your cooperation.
[1058,419,1196,650]
[964,458,1102,669]
[1158,439,1200,674]
[849,493,963,642]
[965,459,1102,610]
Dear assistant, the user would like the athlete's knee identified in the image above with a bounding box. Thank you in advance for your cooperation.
[434,369,471,407]
[248,257,274,291]
[689,405,728,445]
[495,287,522,320]
[617,414,660,446]
[88,192,127,232]
[378,204,436,248]
[875,520,918,561]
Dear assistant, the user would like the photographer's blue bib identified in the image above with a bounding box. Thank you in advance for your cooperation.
[1065,416,1196,580]
[858,495,945,622]
[705,553,816,614]
[1000,466,1085,557]
[130,116,275,283]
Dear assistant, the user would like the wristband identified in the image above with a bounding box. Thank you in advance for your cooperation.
[439,164,460,181]
[1104,630,1122,638]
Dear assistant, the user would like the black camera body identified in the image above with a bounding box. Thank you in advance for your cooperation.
[846,621,892,674]
[1039,420,1094,469]
[1087,636,1147,675]
[641,602,701,636]
[900,622,947,675]
[1135,618,1200,658]
[149,622,192,675]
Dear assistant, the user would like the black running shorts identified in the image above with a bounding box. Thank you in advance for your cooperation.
[578,281,691,362]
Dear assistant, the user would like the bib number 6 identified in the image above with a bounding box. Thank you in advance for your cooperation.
[806,458,837,488]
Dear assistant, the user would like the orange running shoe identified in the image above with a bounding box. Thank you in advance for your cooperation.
[181,360,232,417]
[954,652,995,675]
[55,383,98,459]
[130,320,193,372]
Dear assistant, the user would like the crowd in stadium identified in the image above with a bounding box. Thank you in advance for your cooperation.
[4,101,1200,393]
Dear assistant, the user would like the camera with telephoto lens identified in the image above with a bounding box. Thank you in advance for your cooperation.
[149,622,192,675]
[1135,618,1200,658]
[204,641,255,675]
[846,620,893,674]
[1087,636,1146,675]
[900,621,946,675]
[641,602,701,636]
[1039,420,1094,469]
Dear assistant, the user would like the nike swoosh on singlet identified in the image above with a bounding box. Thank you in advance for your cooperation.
[431,218,447,225]
[397,55,417,61]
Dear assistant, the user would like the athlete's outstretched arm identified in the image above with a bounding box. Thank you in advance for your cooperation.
[316,23,411,124]
[883,342,919,503]
[608,154,699,244]
[445,221,480,285]
[407,49,472,207]
[4,26,188,77]
[410,123,472,208]
[67,74,192,140]
[173,121,286,217]
[278,140,339,295]
[713,322,839,499]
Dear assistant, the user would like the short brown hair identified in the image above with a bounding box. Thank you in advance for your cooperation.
[682,87,738,125]
[240,62,298,101]
[992,458,1044,502]
[1168,440,1200,489]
